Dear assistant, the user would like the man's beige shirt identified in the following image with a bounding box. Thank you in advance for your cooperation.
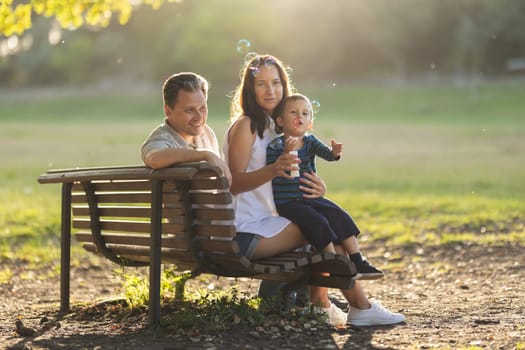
[141,119,219,163]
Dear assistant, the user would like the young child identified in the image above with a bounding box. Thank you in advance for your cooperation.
[266,93,383,280]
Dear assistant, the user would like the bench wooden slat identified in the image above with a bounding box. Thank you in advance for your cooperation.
[73,219,236,238]
[307,253,355,276]
[203,254,251,269]
[257,251,310,267]
[190,192,232,205]
[83,243,196,266]
[201,255,281,276]
[252,263,280,274]
[193,208,234,221]
[194,224,236,237]
[84,243,190,258]
[76,232,187,248]
[72,206,183,218]
[71,192,181,204]
[193,169,229,181]
[73,180,189,193]
[253,259,297,271]
[75,232,239,253]
[72,181,151,192]
[83,243,242,269]
[251,270,305,283]
[190,177,229,190]
[38,166,199,184]
[73,219,184,234]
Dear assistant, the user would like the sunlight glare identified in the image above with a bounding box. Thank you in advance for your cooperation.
[48,24,62,45]
[7,36,19,53]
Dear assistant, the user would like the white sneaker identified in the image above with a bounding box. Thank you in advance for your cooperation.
[313,302,348,327]
[348,300,405,326]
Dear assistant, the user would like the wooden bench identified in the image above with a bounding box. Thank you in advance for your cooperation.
[38,162,356,327]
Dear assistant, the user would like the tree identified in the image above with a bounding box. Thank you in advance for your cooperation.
[0,0,178,37]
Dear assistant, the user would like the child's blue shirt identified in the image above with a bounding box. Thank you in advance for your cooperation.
[266,134,340,205]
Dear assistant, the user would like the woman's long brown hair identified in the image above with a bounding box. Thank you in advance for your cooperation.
[230,55,295,138]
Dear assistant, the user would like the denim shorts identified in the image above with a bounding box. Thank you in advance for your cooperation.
[234,232,261,258]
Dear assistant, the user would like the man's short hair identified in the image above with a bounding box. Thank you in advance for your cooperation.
[163,72,209,107]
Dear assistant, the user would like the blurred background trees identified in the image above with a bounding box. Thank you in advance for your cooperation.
[1,0,524,88]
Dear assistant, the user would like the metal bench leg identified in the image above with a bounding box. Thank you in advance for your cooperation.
[60,182,72,313]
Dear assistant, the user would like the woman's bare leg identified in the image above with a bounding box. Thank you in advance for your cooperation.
[341,281,371,309]
[333,244,371,309]
[251,223,307,259]
[309,285,330,308]
[253,227,371,310]
[253,224,335,308]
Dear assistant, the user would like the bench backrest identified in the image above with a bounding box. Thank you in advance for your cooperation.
[39,163,242,271]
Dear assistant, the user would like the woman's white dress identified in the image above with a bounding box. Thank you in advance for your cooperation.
[222,117,290,238]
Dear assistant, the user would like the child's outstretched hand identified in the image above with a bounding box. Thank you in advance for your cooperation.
[331,139,343,158]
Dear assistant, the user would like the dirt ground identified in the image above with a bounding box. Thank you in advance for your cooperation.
[1,242,524,350]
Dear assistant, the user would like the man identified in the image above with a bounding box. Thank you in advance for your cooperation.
[142,72,303,311]
[141,72,231,183]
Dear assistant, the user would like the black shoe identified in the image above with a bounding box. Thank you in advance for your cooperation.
[353,260,384,280]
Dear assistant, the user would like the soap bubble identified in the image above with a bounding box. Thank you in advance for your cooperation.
[311,100,321,114]
[236,39,251,55]
[244,51,257,63]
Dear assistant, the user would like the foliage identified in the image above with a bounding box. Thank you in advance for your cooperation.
[1,0,525,86]
[115,267,271,330]
[0,0,181,37]
[0,267,13,284]
[162,286,267,331]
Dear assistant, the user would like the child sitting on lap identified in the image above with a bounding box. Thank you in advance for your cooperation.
[266,93,383,280]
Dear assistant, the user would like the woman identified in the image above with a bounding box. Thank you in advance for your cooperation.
[223,54,404,327]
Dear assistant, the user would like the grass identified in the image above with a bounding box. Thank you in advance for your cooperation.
[331,192,525,247]
[303,80,525,125]
[1,81,524,314]
[118,269,270,330]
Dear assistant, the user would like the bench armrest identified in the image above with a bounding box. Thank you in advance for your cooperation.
[37,162,221,184]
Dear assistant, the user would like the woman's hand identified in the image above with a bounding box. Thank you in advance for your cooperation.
[299,171,327,198]
[272,152,300,179]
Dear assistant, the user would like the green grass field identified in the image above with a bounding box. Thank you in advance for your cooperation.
[1,81,524,272]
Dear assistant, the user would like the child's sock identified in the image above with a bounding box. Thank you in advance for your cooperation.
[349,252,363,264]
